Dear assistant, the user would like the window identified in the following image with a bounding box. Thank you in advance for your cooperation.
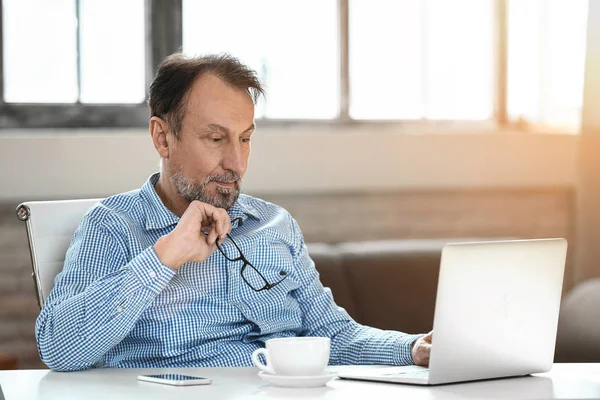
[3,0,145,104]
[350,0,494,121]
[3,0,78,103]
[182,0,339,119]
[507,0,589,129]
[0,0,591,130]
[78,0,146,103]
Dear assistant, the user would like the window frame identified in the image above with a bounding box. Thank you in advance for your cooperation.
[0,0,510,130]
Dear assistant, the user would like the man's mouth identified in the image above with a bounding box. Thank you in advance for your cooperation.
[214,180,236,188]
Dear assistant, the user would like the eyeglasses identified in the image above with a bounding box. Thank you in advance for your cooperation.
[216,233,289,292]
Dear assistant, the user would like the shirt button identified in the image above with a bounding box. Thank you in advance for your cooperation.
[149,271,157,278]
[231,267,236,274]
[116,306,123,313]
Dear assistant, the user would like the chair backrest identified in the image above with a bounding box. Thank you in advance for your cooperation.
[16,199,102,308]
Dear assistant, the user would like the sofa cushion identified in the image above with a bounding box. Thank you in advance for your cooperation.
[307,243,358,319]
[337,240,448,334]
[0,353,17,370]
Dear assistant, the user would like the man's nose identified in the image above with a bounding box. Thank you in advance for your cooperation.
[222,141,245,174]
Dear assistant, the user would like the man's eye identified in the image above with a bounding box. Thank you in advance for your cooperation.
[241,138,251,143]
[212,137,223,143]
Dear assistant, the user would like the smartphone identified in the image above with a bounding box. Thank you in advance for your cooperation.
[137,373,212,386]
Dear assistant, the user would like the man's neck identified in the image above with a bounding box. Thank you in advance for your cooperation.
[154,173,189,217]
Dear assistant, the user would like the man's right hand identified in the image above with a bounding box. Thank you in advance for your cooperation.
[411,331,433,366]
[153,200,232,270]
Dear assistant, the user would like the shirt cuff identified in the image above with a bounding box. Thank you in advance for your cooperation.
[129,247,176,294]
[394,333,427,365]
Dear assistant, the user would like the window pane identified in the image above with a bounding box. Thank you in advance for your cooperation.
[424,0,493,120]
[350,0,423,119]
[508,0,588,129]
[350,0,493,120]
[182,0,338,119]
[3,0,77,103]
[79,0,146,103]
[507,0,541,123]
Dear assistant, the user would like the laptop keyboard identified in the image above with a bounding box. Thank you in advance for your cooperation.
[380,366,430,377]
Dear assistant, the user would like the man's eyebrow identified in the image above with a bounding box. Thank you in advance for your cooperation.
[244,123,256,133]
[205,124,230,134]
[204,123,255,134]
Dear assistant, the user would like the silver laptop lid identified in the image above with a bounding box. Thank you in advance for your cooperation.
[428,238,567,385]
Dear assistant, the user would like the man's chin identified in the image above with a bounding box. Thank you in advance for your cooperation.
[206,189,240,210]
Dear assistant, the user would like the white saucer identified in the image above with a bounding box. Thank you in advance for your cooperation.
[258,371,339,388]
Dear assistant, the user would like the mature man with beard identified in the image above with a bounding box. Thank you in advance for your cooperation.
[36,53,432,372]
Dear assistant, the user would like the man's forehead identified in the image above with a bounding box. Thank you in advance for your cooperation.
[188,73,254,103]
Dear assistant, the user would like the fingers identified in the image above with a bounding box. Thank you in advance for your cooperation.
[180,200,214,232]
[415,341,432,367]
[206,228,219,247]
[421,342,432,355]
[178,200,203,230]
[412,332,433,367]
[424,330,433,343]
[203,208,230,245]
[214,208,232,243]
[221,211,232,240]
[183,201,232,242]
[420,344,431,366]
[211,208,230,242]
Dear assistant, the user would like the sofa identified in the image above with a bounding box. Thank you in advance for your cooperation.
[308,238,600,363]
[0,354,17,370]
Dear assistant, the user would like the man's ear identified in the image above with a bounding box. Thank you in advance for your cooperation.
[149,116,171,159]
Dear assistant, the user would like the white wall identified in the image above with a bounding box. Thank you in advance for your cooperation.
[0,126,578,202]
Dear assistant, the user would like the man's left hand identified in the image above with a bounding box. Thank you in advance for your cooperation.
[411,331,433,366]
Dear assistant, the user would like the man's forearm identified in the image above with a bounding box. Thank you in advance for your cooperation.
[298,287,423,366]
[327,321,424,366]
[35,247,175,371]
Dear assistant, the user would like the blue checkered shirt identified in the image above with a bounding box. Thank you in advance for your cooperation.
[36,173,422,371]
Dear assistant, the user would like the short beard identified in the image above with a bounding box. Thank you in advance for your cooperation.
[171,171,242,210]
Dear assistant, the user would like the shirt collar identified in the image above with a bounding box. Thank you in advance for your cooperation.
[140,172,259,230]
[227,196,260,228]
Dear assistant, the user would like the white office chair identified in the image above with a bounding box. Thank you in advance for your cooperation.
[16,199,102,308]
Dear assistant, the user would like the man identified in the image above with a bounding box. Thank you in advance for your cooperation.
[36,53,433,372]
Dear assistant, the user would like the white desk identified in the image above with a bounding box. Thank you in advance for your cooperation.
[1,364,599,399]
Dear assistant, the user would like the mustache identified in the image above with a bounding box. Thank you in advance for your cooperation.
[205,172,241,184]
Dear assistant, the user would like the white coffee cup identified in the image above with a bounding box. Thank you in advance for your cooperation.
[251,337,331,376]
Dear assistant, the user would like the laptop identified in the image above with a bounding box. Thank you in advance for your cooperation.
[338,238,568,386]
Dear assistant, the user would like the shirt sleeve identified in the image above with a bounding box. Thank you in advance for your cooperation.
[35,210,176,372]
[288,216,424,366]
